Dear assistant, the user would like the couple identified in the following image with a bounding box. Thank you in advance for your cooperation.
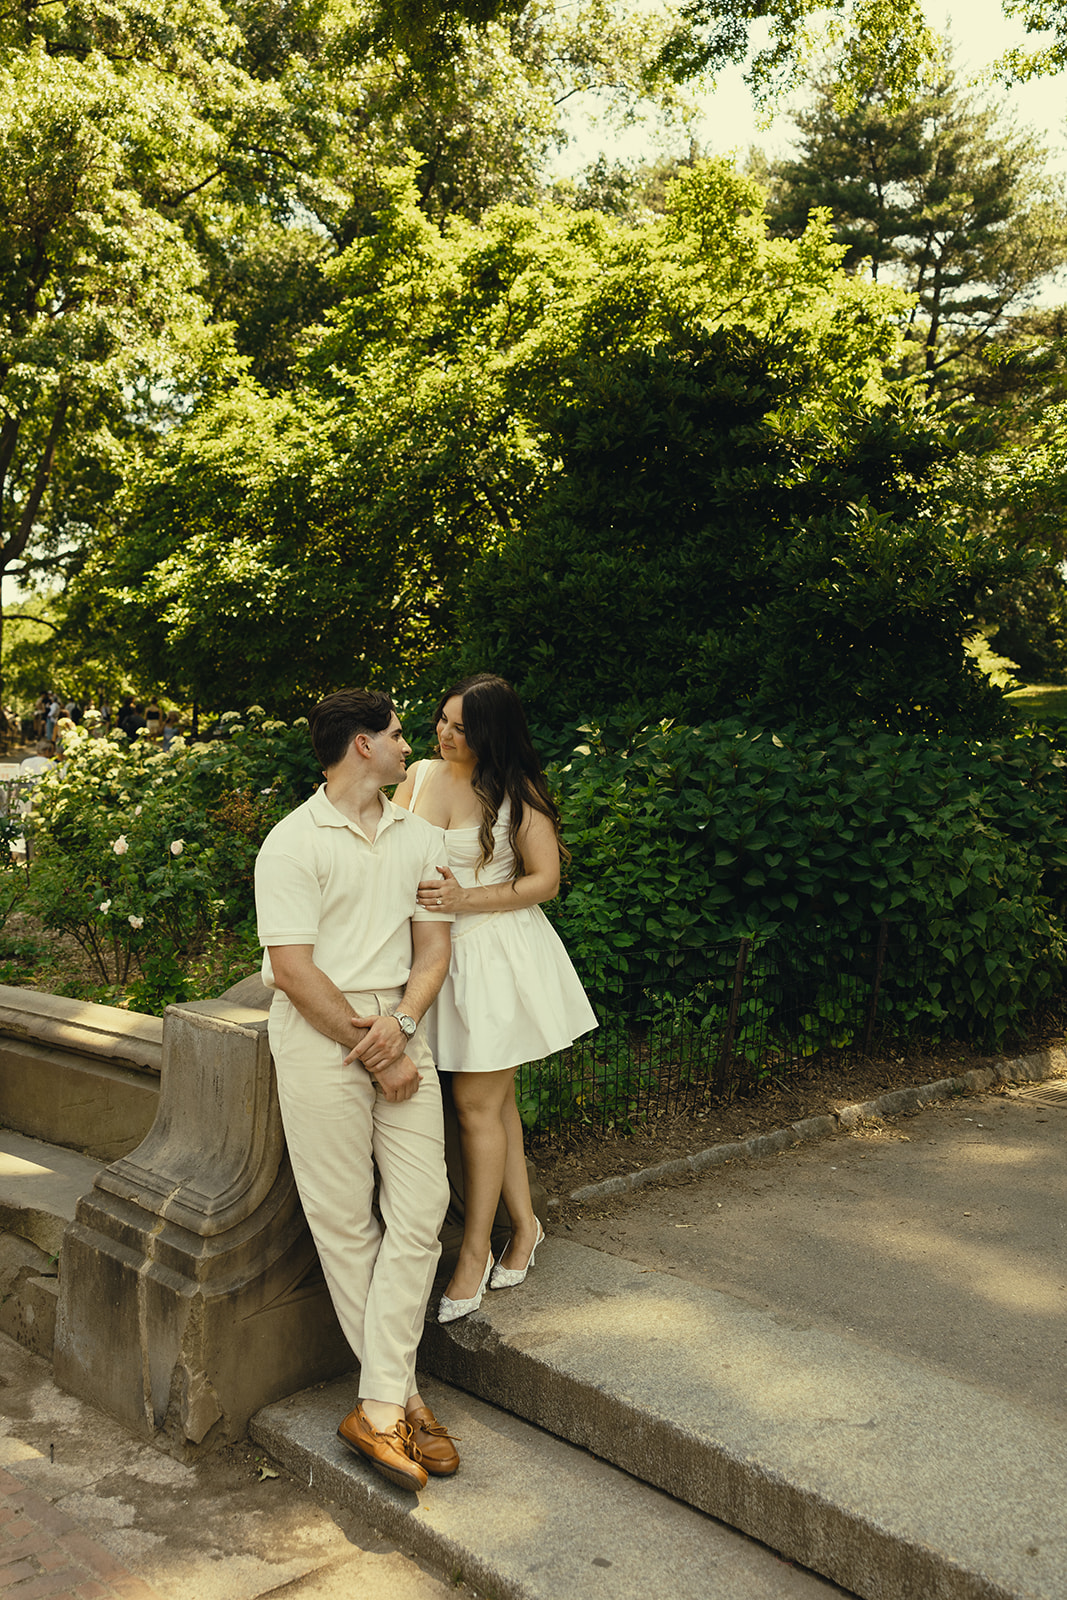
[254,675,595,1493]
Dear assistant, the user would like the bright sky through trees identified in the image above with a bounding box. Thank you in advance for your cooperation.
[556,0,1067,173]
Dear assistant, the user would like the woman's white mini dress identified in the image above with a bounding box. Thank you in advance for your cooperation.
[411,761,598,1074]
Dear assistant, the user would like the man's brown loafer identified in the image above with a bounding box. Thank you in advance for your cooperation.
[337,1405,428,1492]
[405,1403,460,1476]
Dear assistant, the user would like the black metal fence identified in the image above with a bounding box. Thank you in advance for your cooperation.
[516,920,925,1136]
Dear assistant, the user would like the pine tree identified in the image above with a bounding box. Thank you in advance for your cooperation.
[764,50,1067,396]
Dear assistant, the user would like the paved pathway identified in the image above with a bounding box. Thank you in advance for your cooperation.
[0,1464,163,1599]
[0,1336,466,1600]
[564,1074,1067,1417]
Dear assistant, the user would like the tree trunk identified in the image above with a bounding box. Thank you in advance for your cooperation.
[0,396,72,707]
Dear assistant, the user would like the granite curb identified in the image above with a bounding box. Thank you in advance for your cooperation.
[419,1232,1067,1600]
[567,1045,1065,1202]
[251,1374,843,1600]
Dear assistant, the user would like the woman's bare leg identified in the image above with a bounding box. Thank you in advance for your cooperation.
[446,1068,514,1300]
[496,1087,540,1270]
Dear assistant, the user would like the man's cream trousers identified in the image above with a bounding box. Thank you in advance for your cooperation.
[268,988,449,1404]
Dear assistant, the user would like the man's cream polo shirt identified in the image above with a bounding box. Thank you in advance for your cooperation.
[255,784,451,994]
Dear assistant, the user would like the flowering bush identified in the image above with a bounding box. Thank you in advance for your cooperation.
[25,709,320,1008]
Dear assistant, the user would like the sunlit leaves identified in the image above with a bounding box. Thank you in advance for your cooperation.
[657,0,935,105]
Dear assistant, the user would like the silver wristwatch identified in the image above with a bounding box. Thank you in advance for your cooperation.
[392,1011,417,1038]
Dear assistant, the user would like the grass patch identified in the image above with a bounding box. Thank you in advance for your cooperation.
[1005,683,1067,725]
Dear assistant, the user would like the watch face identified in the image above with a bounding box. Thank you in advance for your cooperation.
[396,1013,416,1036]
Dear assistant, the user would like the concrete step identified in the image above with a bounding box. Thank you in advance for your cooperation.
[0,1129,102,1254]
[0,1129,102,1357]
[251,1374,846,1600]
[411,1238,1065,1600]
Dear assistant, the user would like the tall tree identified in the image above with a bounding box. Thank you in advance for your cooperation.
[764,50,1067,396]
[0,0,695,697]
[67,159,954,717]
[0,39,218,702]
[657,0,934,101]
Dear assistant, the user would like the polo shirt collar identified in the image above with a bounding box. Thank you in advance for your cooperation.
[309,783,409,839]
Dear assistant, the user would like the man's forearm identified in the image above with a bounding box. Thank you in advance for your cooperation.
[396,928,451,1026]
[269,947,358,1046]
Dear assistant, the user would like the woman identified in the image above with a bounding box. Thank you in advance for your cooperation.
[394,674,596,1322]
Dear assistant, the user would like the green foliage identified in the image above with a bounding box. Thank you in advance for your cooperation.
[996,0,1067,80]
[656,0,935,105]
[25,711,319,1008]
[764,47,1067,395]
[984,570,1067,681]
[0,34,217,694]
[948,396,1067,560]
[78,158,916,712]
[459,327,1026,734]
[546,718,1067,1045]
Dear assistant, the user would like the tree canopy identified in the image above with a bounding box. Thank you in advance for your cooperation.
[63,157,1029,730]
[5,0,1064,720]
[763,48,1067,396]
[0,0,694,700]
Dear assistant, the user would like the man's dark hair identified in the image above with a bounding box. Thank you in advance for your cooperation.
[309,689,395,770]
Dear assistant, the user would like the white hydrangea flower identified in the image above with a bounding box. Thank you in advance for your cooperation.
[99,900,112,915]
[112,836,129,855]
[128,914,144,930]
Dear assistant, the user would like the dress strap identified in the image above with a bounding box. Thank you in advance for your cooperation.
[410,759,433,806]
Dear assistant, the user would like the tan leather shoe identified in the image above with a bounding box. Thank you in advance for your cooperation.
[405,1403,460,1476]
[337,1405,428,1492]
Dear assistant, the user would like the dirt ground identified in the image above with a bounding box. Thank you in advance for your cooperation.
[529,1032,1041,1211]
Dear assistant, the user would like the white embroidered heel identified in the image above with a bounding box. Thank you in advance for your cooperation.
[437,1252,493,1323]
[489,1221,545,1289]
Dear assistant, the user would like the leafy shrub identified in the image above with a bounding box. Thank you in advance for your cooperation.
[546,718,1067,1045]
[25,711,320,1007]
[458,331,1027,739]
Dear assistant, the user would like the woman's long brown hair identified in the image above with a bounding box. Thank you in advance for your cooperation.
[435,674,568,879]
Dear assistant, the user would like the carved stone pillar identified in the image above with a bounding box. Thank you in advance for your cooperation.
[53,989,351,1459]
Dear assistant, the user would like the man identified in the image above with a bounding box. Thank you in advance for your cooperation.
[255,688,456,1492]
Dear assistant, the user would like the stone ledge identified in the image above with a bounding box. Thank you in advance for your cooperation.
[419,1237,1067,1600]
[0,985,162,1074]
[252,1374,844,1600]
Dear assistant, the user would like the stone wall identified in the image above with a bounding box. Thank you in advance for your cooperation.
[1,980,352,1458]
[0,987,162,1162]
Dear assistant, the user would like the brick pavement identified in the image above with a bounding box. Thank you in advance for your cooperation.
[0,1467,162,1600]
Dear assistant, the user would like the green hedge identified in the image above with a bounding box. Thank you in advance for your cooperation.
[26,712,320,1007]
[24,709,1067,1045]
[546,718,1067,1044]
